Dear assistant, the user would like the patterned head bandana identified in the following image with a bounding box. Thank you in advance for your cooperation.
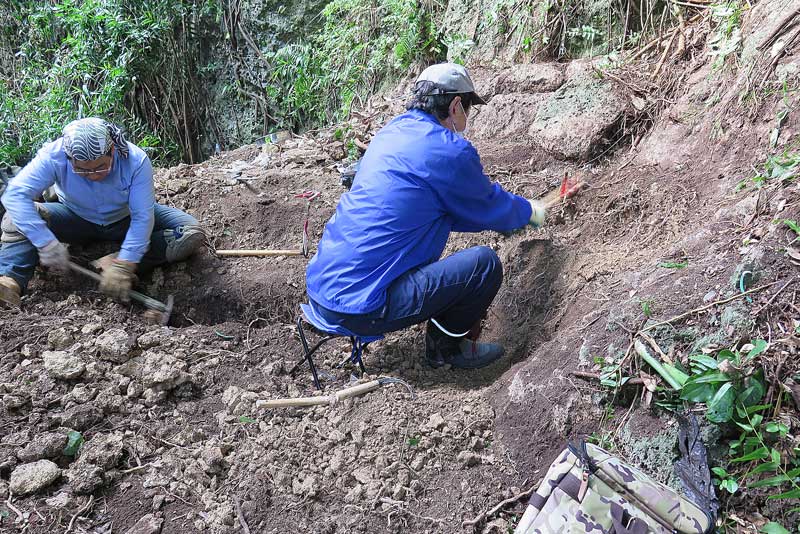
[62,118,130,161]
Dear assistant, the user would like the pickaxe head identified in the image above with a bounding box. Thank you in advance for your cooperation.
[161,294,174,326]
[559,172,585,200]
[143,295,174,326]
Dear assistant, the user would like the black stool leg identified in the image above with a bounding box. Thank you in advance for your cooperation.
[297,316,322,390]
[349,336,367,374]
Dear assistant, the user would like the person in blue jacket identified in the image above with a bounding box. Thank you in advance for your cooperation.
[0,117,204,307]
[305,63,546,369]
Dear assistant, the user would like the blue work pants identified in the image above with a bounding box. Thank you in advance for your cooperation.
[311,246,503,336]
[0,203,198,292]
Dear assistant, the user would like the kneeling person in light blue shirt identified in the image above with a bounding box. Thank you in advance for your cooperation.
[0,118,204,306]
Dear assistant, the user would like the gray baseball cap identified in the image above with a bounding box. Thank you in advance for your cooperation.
[416,63,487,105]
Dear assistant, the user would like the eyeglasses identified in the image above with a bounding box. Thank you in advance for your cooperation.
[70,155,113,176]
[72,164,112,176]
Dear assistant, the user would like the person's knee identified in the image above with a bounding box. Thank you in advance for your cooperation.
[179,213,200,227]
[473,246,503,283]
[163,225,205,262]
[1,212,25,243]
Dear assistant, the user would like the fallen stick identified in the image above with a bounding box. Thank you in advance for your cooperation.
[640,281,778,332]
[629,13,703,61]
[64,495,94,534]
[758,6,800,50]
[215,249,303,257]
[651,30,677,79]
[752,277,796,316]
[462,485,537,528]
[233,495,252,534]
[640,282,778,332]
[5,492,23,523]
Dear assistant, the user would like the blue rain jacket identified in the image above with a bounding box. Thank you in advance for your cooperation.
[306,109,532,315]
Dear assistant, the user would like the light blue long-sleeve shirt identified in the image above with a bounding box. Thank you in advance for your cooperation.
[1,138,155,262]
[306,109,532,314]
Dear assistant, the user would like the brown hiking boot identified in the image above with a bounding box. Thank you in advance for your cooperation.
[0,276,21,307]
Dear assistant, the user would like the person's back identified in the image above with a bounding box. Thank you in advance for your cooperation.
[308,107,532,315]
[305,63,546,370]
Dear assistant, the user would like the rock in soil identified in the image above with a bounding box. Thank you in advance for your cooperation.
[16,431,68,462]
[9,459,61,495]
[95,328,137,363]
[43,350,85,380]
[124,513,164,534]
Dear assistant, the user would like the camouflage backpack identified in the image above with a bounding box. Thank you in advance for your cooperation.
[514,440,714,534]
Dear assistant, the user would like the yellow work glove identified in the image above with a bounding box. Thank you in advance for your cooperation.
[529,199,546,228]
[100,259,137,302]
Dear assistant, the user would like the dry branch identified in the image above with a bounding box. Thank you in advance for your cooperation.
[641,282,778,331]
[651,30,678,78]
[233,495,252,534]
[758,7,800,50]
[462,485,537,528]
[64,495,94,534]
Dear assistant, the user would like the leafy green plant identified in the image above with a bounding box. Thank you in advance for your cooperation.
[673,342,800,504]
[659,261,688,269]
[761,523,792,534]
[640,298,655,318]
[750,150,800,188]
[712,466,739,494]
[679,342,767,422]
[708,1,743,70]
[262,0,445,132]
[784,219,800,243]
[443,34,475,65]
[237,415,257,424]
[0,0,201,166]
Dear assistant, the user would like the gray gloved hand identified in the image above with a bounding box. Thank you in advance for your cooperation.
[38,240,69,272]
[528,199,546,228]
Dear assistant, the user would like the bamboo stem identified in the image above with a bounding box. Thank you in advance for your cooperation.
[634,340,683,390]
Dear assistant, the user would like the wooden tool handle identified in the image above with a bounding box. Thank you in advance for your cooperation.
[334,380,381,402]
[215,249,303,257]
[68,261,167,312]
[256,396,331,408]
[255,380,383,409]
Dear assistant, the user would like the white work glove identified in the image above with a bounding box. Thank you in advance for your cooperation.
[529,199,546,228]
[38,240,70,273]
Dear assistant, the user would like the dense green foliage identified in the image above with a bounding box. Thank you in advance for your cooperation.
[0,0,735,167]
[263,0,443,130]
[0,0,224,166]
[0,0,441,165]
